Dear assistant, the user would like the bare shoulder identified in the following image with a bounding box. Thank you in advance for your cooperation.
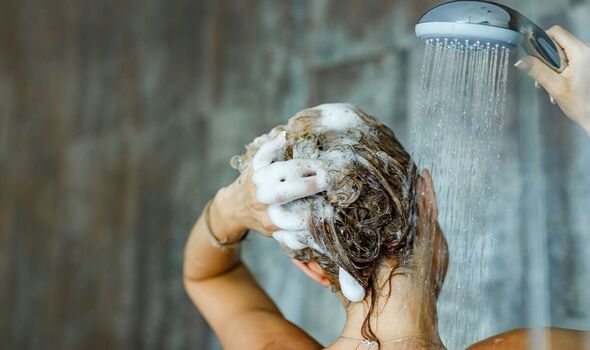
[221,308,324,350]
[467,328,589,350]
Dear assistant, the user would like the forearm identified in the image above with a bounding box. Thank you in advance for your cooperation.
[183,215,241,282]
[183,190,247,282]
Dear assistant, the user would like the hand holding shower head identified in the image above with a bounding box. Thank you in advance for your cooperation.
[415,0,568,72]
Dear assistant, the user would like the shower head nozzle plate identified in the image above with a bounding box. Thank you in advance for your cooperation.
[415,22,523,47]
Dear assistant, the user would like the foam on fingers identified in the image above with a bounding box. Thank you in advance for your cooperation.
[263,178,328,205]
[268,201,309,231]
[254,159,328,183]
[251,131,287,170]
[253,159,331,205]
[272,230,310,250]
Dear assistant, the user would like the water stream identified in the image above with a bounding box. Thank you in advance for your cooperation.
[409,39,511,349]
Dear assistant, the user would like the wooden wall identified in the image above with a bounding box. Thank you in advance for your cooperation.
[1,0,589,349]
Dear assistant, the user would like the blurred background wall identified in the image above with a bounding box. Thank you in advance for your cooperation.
[1,0,589,349]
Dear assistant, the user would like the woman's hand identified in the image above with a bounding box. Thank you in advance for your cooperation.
[209,131,331,241]
[210,167,279,239]
[514,25,590,134]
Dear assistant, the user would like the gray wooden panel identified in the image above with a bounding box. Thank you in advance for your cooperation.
[0,0,214,349]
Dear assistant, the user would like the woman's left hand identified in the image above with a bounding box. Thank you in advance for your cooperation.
[515,25,590,134]
[210,167,278,240]
[209,131,331,241]
[209,131,288,240]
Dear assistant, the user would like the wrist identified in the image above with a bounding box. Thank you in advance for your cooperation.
[209,189,248,241]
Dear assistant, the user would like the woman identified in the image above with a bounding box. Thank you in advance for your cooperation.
[183,26,589,350]
[184,102,448,350]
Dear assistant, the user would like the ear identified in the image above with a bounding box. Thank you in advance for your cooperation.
[419,168,438,222]
[291,259,331,287]
[417,169,448,294]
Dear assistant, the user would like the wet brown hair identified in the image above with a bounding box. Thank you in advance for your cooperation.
[232,105,420,347]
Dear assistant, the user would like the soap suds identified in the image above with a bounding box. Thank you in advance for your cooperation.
[338,266,366,302]
[250,130,287,171]
[310,195,334,221]
[268,201,309,231]
[272,230,310,250]
[272,229,328,255]
[315,103,365,132]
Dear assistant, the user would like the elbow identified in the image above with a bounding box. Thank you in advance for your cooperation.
[182,260,220,289]
[183,272,197,297]
[183,262,210,302]
[182,254,205,291]
[182,245,210,285]
[182,267,205,311]
[183,259,204,288]
[182,263,195,293]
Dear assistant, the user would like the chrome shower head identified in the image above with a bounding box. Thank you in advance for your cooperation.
[415,0,568,72]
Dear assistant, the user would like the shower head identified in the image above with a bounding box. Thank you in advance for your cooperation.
[415,0,568,72]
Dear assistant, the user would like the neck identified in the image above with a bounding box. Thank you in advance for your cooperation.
[335,271,442,349]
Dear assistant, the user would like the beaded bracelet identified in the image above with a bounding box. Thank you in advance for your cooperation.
[203,200,249,250]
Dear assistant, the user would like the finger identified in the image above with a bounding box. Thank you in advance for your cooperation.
[272,230,311,250]
[273,230,328,255]
[253,159,328,184]
[514,56,567,99]
[259,214,281,235]
[546,25,586,54]
[258,177,330,205]
[251,131,287,170]
[253,159,331,204]
[268,201,310,231]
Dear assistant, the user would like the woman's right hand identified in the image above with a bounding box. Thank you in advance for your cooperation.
[514,25,590,134]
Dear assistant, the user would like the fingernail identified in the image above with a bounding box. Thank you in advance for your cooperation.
[514,59,530,71]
